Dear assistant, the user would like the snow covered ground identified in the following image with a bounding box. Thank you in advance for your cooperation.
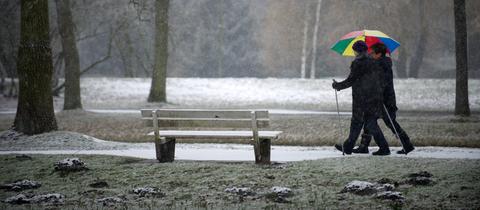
[1,131,479,161]
[82,78,480,111]
[2,78,479,112]
[2,144,480,161]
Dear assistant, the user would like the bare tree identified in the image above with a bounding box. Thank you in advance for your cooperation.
[408,0,427,78]
[55,0,82,110]
[216,0,225,78]
[300,1,311,79]
[148,0,169,102]
[454,0,470,116]
[52,28,116,96]
[0,0,20,97]
[309,0,322,79]
[14,0,57,134]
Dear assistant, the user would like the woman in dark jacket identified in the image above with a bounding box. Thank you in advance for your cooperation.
[332,40,390,155]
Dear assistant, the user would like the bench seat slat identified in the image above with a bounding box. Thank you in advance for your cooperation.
[141,109,269,119]
[143,119,270,128]
[147,130,282,139]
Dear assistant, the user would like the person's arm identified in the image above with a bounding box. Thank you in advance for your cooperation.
[333,61,363,90]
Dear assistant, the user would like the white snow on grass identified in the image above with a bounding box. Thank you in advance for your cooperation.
[77,78,480,111]
[1,77,479,112]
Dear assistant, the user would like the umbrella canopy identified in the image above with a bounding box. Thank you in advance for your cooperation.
[331,30,400,56]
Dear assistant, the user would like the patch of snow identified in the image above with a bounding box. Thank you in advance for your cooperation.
[29,193,65,204]
[4,193,65,205]
[132,187,164,197]
[1,144,480,161]
[54,158,87,171]
[0,180,41,191]
[342,181,376,195]
[1,131,480,161]
[4,194,29,204]
[375,183,395,192]
[225,187,255,196]
[271,186,292,197]
[96,197,124,206]
[342,181,397,196]
[376,191,405,203]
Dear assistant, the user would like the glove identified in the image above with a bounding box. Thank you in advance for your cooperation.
[332,81,340,91]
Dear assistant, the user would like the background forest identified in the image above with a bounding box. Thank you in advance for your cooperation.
[1,0,479,81]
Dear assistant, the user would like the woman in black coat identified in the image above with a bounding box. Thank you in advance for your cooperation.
[332,40,390,155]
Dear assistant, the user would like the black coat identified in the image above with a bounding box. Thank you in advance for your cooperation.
[378,56,398,112]
[335,54,385,119]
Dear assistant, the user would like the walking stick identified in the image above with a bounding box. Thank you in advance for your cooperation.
[382,104,406,155]
[333,80,344,156]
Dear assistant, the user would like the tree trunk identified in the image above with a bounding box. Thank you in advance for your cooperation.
[309,0,322,79]
[216,0,225,78]
[0,56,7,94]
[55,0,82,110]
[14,0,57,135]
[454,0,470,116]
[117,32,136,78]
[300,2,311,79]
[148,0,168,103]
[396,49,408,78]
[408,0,426,78]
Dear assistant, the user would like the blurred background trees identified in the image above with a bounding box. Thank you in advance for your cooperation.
[1,0,479,80]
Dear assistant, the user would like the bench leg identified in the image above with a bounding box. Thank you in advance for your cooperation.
[255,138,271,164]
[155,137,176,162]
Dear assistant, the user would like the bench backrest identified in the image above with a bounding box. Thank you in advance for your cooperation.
[141,109,270,129]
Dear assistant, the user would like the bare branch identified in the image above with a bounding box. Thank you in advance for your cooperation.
[76,30,110,42]
[52,18,125,95]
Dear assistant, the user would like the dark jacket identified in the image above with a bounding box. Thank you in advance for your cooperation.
[377,56,398,112]
[335,54,385,118]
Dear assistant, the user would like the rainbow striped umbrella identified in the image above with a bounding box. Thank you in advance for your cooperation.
[331,30,400,56]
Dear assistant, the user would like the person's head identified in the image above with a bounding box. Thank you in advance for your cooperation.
[370,42,387,60]
[352,40,368,56]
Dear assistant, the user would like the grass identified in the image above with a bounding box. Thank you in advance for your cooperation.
[2,110,480,148]
[0,154,479,209]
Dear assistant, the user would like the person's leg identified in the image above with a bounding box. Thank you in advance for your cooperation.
[352,127,372,154]
[335,111,364,154]
[382,109,414,154]
[365,116,390,155]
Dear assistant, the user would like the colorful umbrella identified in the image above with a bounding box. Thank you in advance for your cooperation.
[331,30,400,56]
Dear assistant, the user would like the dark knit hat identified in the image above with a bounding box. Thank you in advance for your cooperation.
[352,40,368,53]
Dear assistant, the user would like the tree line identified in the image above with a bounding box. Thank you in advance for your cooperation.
[0,0,472,135]
[2,0,479,82]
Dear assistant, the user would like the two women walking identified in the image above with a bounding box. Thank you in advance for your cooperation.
[332,40,414,156]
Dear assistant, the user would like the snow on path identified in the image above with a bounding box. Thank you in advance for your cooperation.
[1,143,479,161]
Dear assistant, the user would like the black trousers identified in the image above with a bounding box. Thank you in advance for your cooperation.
[380,108,414,150]
[344,111,389,153]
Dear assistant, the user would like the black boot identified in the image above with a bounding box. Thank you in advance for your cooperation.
[352,134,371,154]
[334,140,354,155]
[372,149,391,156]
[396,131,415,155]
[396,148,414,154]
[370,128,390,156]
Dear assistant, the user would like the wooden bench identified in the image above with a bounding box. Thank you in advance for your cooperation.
[141,109,282,164]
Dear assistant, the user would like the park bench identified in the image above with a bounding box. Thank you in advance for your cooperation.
[141,109,282,164]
